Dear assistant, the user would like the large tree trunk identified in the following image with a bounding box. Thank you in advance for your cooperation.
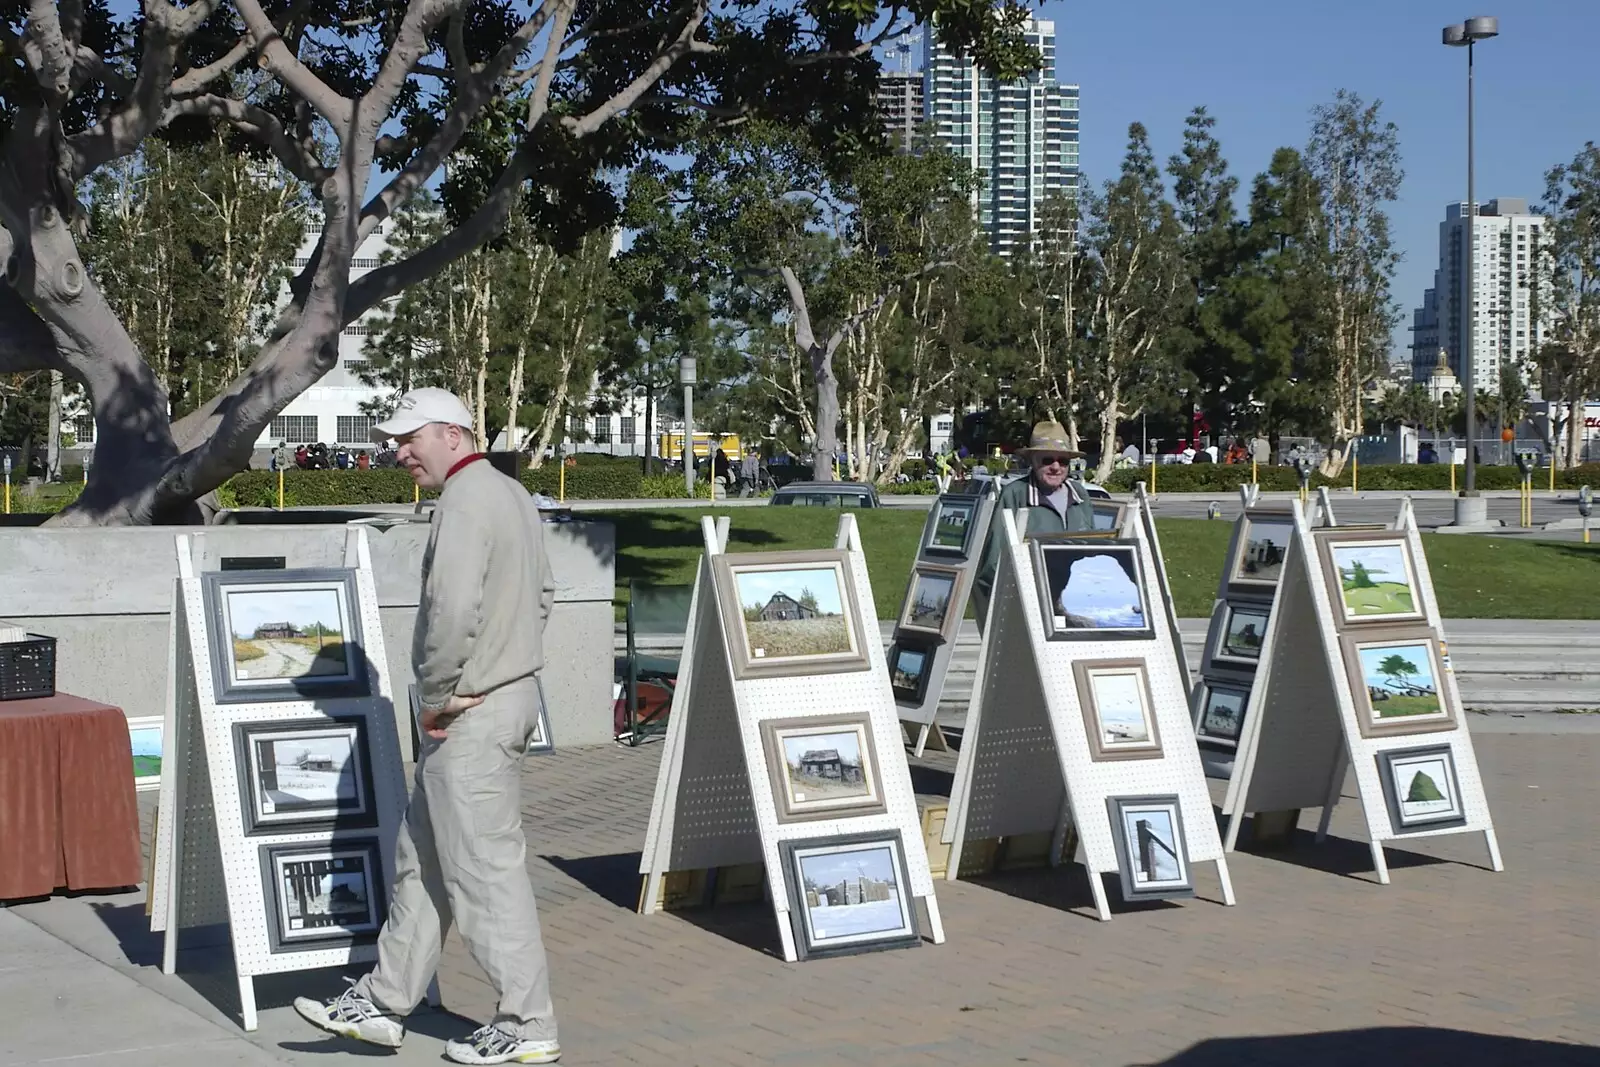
[811,350,840,482]
[1093,392,1122,484]
[1568,399,1585,468]
[45,370,63,481]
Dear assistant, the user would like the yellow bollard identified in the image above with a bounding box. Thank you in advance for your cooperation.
[1251,458,1258,486]
[1550,460,1556,493]
[277,469,285,510]
[1450,463,1457,493]
[1149,459,1156,495]
[3,478,8,515]
[1351,452,1358,495]
[413,482,419,505]
[559,460,566,504]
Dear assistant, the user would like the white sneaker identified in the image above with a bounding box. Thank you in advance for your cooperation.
[293,980,405,1048]
[445,1022,561,1064]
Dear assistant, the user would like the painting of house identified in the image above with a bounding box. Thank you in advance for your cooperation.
[758,593,817,622]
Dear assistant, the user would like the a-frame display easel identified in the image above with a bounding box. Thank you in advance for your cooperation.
[1217,499,1503,883]
[891,492,996,757]
[941,507,1235,919]
[147,529,411,1030]
[637,514,945,960]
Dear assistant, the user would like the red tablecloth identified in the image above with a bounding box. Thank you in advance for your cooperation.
[0,693,143,900]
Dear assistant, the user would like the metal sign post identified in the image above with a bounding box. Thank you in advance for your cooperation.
[3,454,10,514]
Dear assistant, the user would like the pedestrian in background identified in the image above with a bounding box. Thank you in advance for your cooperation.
[294,387,563,1065]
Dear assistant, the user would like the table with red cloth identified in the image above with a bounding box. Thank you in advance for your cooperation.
[0,693,144,901]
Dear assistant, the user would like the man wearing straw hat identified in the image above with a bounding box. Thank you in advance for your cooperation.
[972,420,1096,621]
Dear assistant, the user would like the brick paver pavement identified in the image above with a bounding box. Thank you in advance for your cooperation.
[398,732,1597,1066]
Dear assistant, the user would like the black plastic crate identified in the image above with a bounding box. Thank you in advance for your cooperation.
[0,634,56,701]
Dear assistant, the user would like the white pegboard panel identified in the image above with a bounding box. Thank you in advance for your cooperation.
[639,516,944,950]
[1304,506,1499,856]
[156,530,409,987]
[946,512,1230,894]
[1220,541,1348,827]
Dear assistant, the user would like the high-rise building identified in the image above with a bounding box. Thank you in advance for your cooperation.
[1409,198,1552,393]
[875,70,924,145]
[921,17,1079,257]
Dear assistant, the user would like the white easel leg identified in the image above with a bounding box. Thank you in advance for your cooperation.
[1085,864,1112,922]
[238,975,258,1032]
[776,913,798,962]
[1369,840,1391,885]
[1484,828,1505,872]
[1315,802,1335,844]
[1222,808,1245,853]
[1213,856,1236,906]
[922,895,946,944]
[639,870,663,915]
[912,723,931,758]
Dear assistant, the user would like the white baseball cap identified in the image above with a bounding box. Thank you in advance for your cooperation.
[371,387,474,444]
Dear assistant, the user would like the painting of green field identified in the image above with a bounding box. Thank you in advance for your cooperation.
[1333,543,1417,618]
[737,565,854,661]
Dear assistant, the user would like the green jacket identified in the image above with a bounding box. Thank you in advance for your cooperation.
[973,474,1096,610]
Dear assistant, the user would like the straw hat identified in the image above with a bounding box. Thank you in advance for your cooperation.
[1015,421,1084,460]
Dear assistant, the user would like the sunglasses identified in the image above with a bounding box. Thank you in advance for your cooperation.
[1034,454,1074,467]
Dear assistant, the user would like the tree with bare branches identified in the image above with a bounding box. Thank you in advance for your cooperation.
[0,0,1037,524]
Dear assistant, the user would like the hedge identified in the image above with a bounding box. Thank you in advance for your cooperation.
[1102,462,1600,494]
[227,460,644,508]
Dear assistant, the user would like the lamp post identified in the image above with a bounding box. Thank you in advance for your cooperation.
[679,353,696,496]
[1443,15,1498,524]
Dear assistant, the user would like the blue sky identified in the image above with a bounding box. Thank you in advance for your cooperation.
[1039,0,1600,364]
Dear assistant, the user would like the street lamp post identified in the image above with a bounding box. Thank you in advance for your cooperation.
[679,354,696,496]
[1443,15,1498,524]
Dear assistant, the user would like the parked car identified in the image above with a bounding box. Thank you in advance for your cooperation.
[768,481,881,508]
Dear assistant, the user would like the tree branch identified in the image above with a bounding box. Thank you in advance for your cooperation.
[526,0,575,129]
[234,0,353,127]
[161,94,331,184]
[779,266,816,353]
[564,0,710,139]
[22,1,73,101]
[169,37,251,96]
[0,286,70,374]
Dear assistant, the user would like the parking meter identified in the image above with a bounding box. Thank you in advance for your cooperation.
[2,455,9,477]
[1294,457,1312,492]
[1206,501,1221,520]
[1579,485,1593,519]
[1068,457,1087,478]
[1514,452,1533,478]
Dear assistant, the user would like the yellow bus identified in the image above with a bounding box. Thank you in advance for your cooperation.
[658,432,744,462]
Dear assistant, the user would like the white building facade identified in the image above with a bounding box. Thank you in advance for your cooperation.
[922,16,1079,257]
[252,219,399,455]
[1409,198,1552,394]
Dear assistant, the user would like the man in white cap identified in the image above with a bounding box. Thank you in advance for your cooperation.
[294,387,563,1065]
[972,420,1095,622]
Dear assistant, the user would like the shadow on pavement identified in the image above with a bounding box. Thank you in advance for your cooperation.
[1136,1027,1600,1066]
[541,852,645,911]
[964,866,1194,921]
[1233,824,1453,882]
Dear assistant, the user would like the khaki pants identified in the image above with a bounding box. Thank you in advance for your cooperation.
[356,675,557,1041]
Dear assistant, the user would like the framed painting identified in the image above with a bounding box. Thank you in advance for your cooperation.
[201,569,368,703]
[896,563,965,641]
[1194,679,1250,749]
[1210,601,1271,669]
[1316,531,1426,627]
[126,715,164,792]
[234,717,377,836]
[922,496,978,558]
[712,550,871,680]
[1339,628,1458,738]
[1106,795,1195,902]
[1376,745,1468,833]
[1029,539,1154,641]
[1071,659,1163,761]
[259,839,386,953]
[1226,510,1295,593]
[888,640,935,705]
[1090,499,1129,533]
[760,713,887,823]
[778,830,921,960]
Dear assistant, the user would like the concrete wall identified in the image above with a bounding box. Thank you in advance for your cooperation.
[0,517,617,747]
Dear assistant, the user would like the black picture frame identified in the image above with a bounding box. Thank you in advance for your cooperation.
[1376,744,1468,834]
[779,830,921,961]
[259,839,386,953]
[888,639,936,705]
[233,717,378,836]
[921,496,979,558]
[1105,794,1195,902]
[1029,539,1155,642]
[1194,679,1250,750]
[202,568,369,703]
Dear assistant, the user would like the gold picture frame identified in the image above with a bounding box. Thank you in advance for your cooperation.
[1071,659,1163,761]
[1316,530,1427,628]
[711,550,871,680]
[896,562,966,640]
[1338,626,1458,738]
[759,713,887,823]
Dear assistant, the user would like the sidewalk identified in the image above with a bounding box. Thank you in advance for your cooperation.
[7,729,1600,1066]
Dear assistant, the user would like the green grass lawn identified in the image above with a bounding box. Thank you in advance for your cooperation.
[591,508,1600,621]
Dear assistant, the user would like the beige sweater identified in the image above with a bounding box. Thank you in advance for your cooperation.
[412,458,555,711]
